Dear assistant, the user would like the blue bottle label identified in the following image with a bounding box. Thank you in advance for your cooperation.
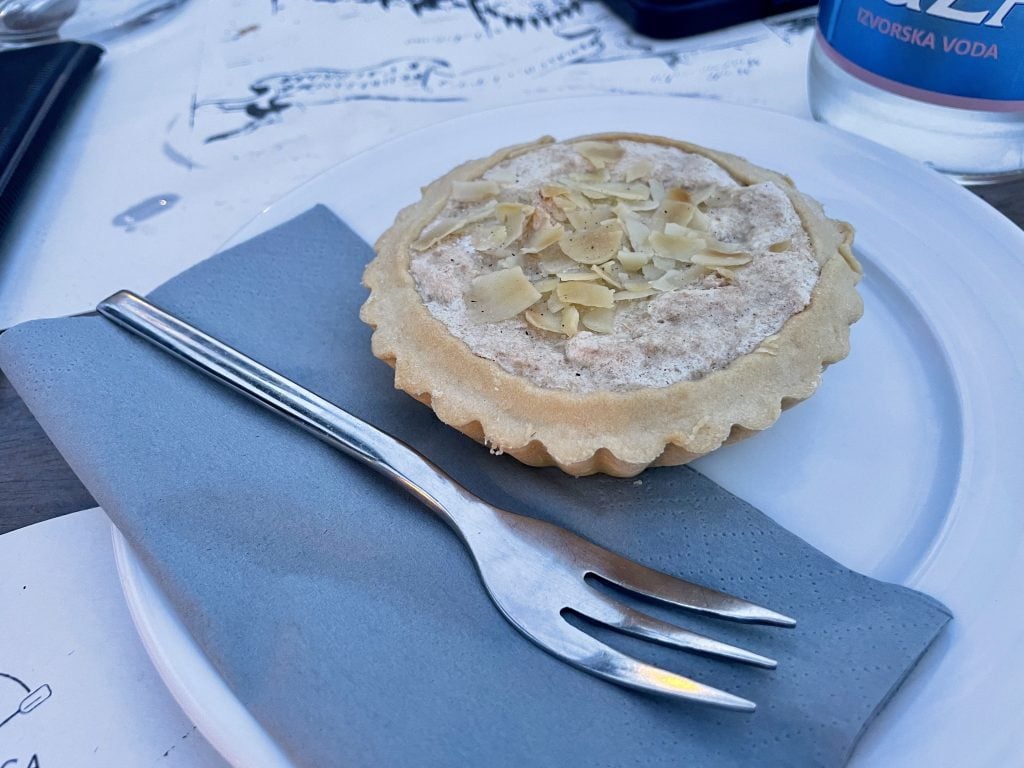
[817,0,1024,109]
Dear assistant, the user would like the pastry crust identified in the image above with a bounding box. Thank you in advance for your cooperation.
[361,133,863,477]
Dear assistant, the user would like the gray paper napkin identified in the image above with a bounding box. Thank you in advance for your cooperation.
[0,206,950,768]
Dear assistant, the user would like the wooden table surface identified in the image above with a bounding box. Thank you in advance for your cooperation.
[2,179,1022,535]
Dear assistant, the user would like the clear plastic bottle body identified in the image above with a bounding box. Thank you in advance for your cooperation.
[808,25,1024,183]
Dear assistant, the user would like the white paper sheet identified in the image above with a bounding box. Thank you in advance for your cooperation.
[0,509,226,767]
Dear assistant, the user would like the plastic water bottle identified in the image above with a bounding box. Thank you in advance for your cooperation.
[808,0,1024,183]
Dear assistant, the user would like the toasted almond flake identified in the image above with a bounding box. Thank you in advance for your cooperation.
[665,187,690,202]
[706,239,745,254]
[556,269,600,282]
[611,201,633,218]
[466,266,542,323]
[524,304,578,336]
[649,269,687,292]
[769,239,792,252]
[539,242,567,259]
[496,201,535,219]
[531,277,558,293]
[412,202,498,250]
[559,189,595,212]
[641,263,666,281]
[649,230,705,261]
[626,199,660,212]
[528,207,553,229]
[573,140,625,169]
[561,305,580,336]
[660,200,696,227]
[649,178,666,204]
[624,158,654,183]
[701,188,732,208]
[590,264,623,289]
[556,281,615,308]
[547,206,568,223]
[689,187,714,206]
[547,293,566,312]
[617,248,651,272]
[651,255,677,271]
[661,225,706,241]
[620,216,651,251]
[452,180,501,202]
[581,306,615,333]
[496,203,535,247]
[564,210,590,230]
[691,252,752,267]
[569,169,611,184]
[471,224,508,251]
[566,205,613,231]
[521,224,565,254]
[574,181,651,202]
[622,278,652,291]
[496,253,522,269]
[539,252,577,274]
[558,224,623,265]
[650,265,705,291]
[551,196,579,214]
[614,288,658,301]
[678,264,709,283]
[540,183,571,199]
[480,246,513,261]
[525,306,564,334]
[689,208,711,231]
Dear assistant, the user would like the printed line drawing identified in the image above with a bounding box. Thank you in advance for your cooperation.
[0,673,51,731]
[556,26,694,67]
[192,23,727,144]
[559,25,769,67]
[195,56,463,142]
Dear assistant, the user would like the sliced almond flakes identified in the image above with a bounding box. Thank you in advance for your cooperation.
[412,201,498,251]
[558,224,623,265]
[556,281,615,308]
[466,266,541,323]
[573,141,625,170]
[452,180,501,202]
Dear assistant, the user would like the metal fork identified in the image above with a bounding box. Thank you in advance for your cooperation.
[97,290,795,712]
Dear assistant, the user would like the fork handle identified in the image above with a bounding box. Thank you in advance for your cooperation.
[96,290,489,533]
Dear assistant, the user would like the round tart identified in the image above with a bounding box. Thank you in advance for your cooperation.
[361,133,863,477]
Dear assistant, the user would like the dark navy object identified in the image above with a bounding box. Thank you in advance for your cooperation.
[600,0,816,39]
[0,41,103,235]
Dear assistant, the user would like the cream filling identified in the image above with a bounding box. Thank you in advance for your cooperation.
[409,141,820,393]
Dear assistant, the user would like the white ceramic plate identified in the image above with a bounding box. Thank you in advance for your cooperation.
[114,96,1024,767]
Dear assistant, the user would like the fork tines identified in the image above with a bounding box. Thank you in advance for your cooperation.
[554,550,796,712]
